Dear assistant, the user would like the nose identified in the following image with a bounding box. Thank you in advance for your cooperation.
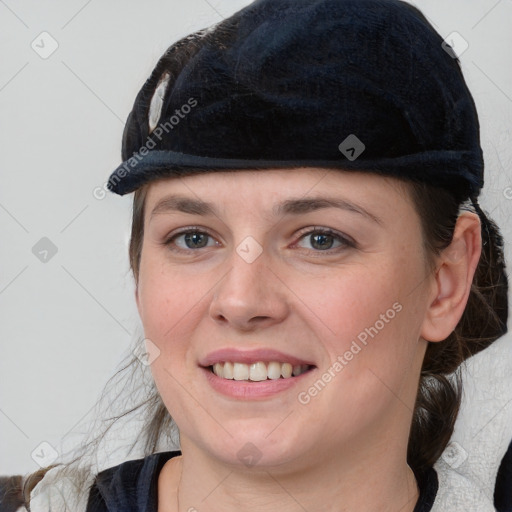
[208,242,290,332]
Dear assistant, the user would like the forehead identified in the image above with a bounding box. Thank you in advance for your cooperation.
[143,168,413,222]
[145,167,409,198]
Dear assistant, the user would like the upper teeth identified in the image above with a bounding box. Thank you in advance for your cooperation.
[211,361,310,381]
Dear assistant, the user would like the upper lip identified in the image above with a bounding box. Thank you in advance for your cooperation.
[199,348,316,367]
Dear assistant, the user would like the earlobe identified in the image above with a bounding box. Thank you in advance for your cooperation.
[420,212,482,343]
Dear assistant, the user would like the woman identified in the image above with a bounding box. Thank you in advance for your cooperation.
[7,0,510,510]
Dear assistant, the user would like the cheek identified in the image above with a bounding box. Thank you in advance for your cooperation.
[137,259,207,423]
[137,248,204,339]
[304,262,405,345]
[306,252,426,394]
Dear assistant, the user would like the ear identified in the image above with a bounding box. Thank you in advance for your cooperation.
[420,211,482,342]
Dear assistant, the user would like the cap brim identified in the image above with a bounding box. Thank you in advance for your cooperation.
[106,149,482,198]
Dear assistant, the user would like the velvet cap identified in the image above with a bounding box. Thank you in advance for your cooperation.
[107,0,484,202]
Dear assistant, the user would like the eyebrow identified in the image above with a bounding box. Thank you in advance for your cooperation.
[149,194,383,225]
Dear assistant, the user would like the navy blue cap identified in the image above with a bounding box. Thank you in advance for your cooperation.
[107,0,484,201]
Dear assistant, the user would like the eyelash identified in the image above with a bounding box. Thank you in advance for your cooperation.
[162,226,355,255]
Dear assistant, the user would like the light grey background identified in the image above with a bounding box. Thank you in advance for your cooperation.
[1,0,511,475]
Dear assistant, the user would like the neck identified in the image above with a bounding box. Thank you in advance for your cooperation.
[172,438,419,512]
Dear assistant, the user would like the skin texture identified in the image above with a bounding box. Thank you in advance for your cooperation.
[133,167,481,512]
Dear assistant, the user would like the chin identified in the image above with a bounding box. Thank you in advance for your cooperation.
[191,424,309,470]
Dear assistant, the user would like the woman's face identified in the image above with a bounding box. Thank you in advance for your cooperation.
[136,168,435,469]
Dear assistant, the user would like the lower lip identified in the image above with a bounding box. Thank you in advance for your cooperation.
[201,366,315,400]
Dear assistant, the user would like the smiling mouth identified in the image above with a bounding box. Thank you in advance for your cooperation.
[209,361,315,381]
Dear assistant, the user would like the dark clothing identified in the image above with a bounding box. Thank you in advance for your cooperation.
[495,438,512,512]
[85,451,439,512]
[85,451,180,512]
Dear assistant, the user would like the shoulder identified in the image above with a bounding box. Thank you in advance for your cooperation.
[23,451,181,512]
[86,451,181,512]
[93,450,181,487]
[430,335,512,512]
